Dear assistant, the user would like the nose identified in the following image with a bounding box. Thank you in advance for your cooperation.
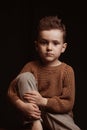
[47,43,52,51]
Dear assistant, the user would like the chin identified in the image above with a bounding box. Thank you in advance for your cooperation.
[44,59,55,63]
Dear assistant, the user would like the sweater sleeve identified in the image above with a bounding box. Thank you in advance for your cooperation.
[7,78,19,104]
[7,62,32,105]
[46,65,75,114]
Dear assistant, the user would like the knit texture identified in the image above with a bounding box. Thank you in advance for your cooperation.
[8,60,75,116]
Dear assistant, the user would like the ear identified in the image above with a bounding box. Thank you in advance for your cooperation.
[34,41,38,51]
[61,43,67,53]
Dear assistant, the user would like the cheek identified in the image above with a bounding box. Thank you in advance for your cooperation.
[39,46,46,51]
[54,46,61,52]
[54,47,63,55]
[37,46,45,54]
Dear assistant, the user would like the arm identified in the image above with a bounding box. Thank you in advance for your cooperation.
[46,66,75,113]
[7,62,33,106]
[7,61,42,119]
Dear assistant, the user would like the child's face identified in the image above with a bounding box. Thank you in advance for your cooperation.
[36,29,67,65]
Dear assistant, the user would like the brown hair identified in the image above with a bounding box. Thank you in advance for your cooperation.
[37,16,66,42]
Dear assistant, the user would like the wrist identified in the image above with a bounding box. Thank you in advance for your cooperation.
[42,97,48,106]
[15,99,25,111]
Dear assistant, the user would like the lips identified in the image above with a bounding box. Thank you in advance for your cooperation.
[46,53,54,56]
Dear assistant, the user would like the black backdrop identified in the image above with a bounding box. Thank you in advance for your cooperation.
[0,1,87,129]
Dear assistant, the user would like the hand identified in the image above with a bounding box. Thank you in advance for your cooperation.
[22,102,41,120]
[23,91,48,106]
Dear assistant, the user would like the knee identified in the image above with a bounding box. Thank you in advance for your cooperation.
[17,72,35,82]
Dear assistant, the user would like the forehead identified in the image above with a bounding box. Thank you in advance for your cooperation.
[39,29,64,40]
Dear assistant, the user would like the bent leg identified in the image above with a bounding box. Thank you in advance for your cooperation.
[16,72,43,130]
[16,72,38,101]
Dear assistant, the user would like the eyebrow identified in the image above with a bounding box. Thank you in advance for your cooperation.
[38,38,60,43]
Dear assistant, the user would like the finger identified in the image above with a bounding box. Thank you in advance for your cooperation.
[24,95,36,98]
[24,93,34,96]
[32,103,39,108]
[24,96,36,102]
[31,113,41,119]
[29,100,36,104]
[23,94,36,99]
[25,91,37,95]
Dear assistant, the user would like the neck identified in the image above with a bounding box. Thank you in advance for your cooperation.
[40,60,61,67]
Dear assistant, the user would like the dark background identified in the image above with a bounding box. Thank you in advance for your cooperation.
[0,0,87,129]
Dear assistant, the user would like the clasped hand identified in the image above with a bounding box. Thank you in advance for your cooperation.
[23,91,46,106]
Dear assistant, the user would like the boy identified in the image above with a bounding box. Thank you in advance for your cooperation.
[7,16,81,130]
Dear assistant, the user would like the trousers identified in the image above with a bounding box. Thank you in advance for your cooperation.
[16,72,81,130]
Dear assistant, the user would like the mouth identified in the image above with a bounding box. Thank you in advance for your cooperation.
[46,53,54,56]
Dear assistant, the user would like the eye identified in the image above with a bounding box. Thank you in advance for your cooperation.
[53,41,60,45]
[38,39,48,45]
